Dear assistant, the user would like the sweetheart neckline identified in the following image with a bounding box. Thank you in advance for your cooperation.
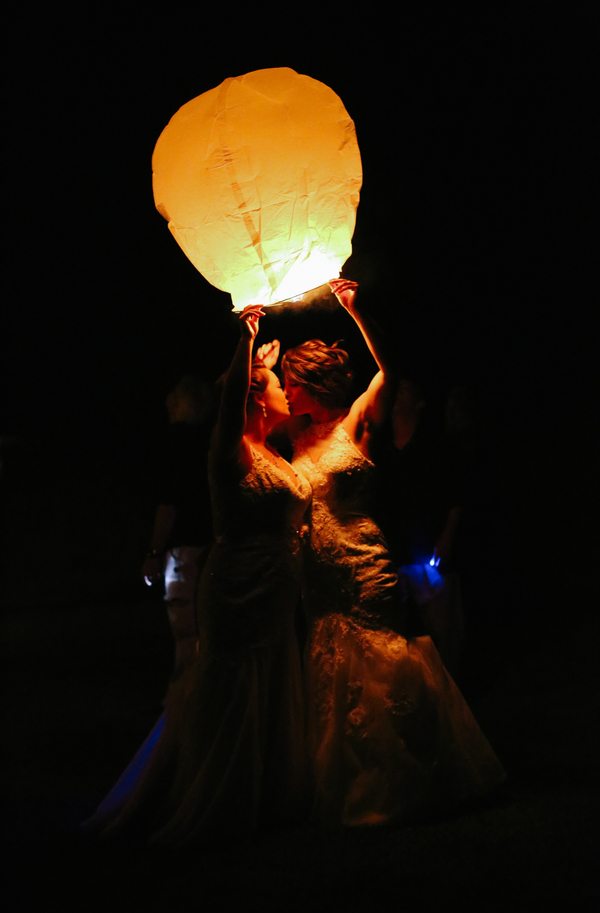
[294,420,375,469]
[247,442,310,493]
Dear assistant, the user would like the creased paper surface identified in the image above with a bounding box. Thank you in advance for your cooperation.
[153,68,362,310]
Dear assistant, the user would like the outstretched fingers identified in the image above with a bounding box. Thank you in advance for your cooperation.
[239,304,265,340]
[328,279,358,310]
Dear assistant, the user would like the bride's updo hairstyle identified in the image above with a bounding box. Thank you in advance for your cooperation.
[246,362,270,412]
[282,340,353,409]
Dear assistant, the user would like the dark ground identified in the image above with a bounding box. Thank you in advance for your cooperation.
[2,601,599,910]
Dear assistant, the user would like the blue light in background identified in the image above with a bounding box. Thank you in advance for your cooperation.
[402,559,443,589]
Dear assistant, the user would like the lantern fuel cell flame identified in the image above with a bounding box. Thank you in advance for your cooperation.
[152,68,362,311]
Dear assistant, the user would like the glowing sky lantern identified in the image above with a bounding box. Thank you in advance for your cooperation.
[152,68,362,311]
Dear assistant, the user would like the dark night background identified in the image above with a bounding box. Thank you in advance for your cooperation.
[2,4,598,909]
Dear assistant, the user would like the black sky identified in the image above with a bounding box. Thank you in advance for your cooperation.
[4,6,596,527]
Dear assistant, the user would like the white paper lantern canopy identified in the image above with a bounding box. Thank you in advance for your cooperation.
[152,68,362,311]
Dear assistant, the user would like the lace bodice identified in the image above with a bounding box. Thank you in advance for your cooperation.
[292,421,400,630]
[292,420,374,510]
[211,444,311,553]
[205,444,312,652]
[293,424,505,828]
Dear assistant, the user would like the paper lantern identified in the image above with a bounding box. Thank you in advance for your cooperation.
[152,68,362,311]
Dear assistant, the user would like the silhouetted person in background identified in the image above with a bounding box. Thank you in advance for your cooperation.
[374,380,465,675]
[142,374,215,684]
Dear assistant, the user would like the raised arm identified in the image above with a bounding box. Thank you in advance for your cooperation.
[329,280,394,376]
[329,279,397,433]
[213,305,264,469]
[255,338,280,370]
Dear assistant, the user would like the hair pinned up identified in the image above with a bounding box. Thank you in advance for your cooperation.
[282,339,353,409]
[246,361,270,411]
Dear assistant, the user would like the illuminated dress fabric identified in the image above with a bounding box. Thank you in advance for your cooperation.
[85,445,311,844]
[292,421,505,826]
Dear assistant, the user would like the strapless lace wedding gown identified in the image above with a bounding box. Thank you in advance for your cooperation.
[84,445,312,844]
[293,421,505,826]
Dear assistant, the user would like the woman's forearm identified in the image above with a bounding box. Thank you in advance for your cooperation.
[348,302,396,379]
[216,335,253,458]
[330,279,396,380]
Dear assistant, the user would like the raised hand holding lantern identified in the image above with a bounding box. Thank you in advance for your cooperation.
[152,68,362,311]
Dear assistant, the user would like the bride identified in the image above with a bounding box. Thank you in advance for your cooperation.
[85,305,311,844]
[282,279,506,826]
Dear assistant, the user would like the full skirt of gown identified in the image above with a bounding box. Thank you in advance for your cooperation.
[293,421,506,826]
